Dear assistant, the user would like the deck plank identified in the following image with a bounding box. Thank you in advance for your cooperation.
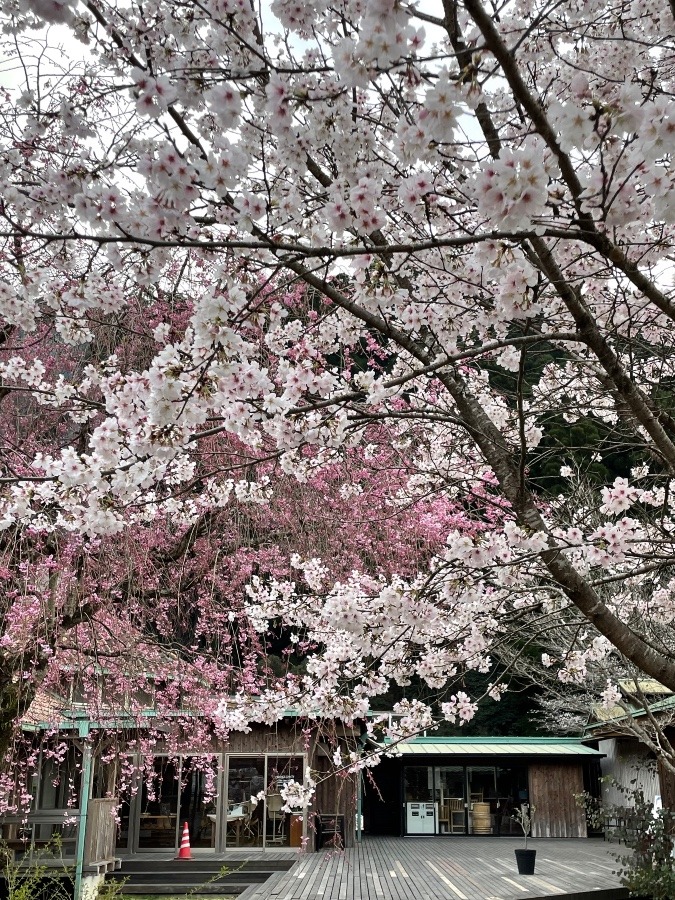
[239,836,627,900]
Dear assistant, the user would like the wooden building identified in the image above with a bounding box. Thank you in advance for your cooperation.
[4,704,610,900]
[583,685,675,811]
[114,717,359,854]
[363,737,602,839]
[2,706,358,900]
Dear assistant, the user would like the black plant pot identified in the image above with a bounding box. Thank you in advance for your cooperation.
[514,848,536,874]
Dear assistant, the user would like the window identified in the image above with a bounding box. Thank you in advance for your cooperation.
[37,744,81,811]
[403,766,433,802]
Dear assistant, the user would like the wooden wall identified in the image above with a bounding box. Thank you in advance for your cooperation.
[218,723,307,755]
[529,762,587,838]
[313,752,356,847]
[149,721,308,756]
[85,798,117,864]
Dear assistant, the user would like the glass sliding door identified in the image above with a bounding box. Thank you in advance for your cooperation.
[403,766,433,802]
[223,754,305,849]
[494,765,529,835]
[137,757,179,850]
[115,788,132,851]
[435,766,466,834]
[401,764,530,836]
[225,757,265,848]
[133,755,221,852]
[179,757,219,849]
[130,751,308,852]
[38,744,82,811]
[467,766,497,834]
[265,756,304,847]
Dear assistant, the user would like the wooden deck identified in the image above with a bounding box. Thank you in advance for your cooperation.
[238,836,628,900]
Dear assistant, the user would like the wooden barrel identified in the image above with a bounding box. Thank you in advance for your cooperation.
[472,801,492,834]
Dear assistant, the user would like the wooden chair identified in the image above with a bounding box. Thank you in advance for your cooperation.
[225,803,247,845]
[243,801,262,842]
[266,794,285,844]
[199,810,216,847]
[315,814,345,850]
[448,798,465,833]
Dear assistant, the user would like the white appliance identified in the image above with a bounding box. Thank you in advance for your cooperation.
[405,801,436,834]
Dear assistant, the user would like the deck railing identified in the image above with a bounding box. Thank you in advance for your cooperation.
[84,798,117,865]
[1,813,78,862]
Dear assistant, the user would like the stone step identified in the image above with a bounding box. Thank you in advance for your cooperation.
[107,872,269,886]
[111,883,253,895]
[114,859,293,873]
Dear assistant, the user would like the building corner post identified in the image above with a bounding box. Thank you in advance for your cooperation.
[356,771,363,843]
[73,719,92,900]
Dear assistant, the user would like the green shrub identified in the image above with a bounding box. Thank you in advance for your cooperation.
[576,779,675,899]
[0,837,72,900]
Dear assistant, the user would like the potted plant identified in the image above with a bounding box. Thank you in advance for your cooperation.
[513,803,536,874]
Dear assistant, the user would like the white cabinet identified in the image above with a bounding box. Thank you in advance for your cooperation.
[405,802,436,834]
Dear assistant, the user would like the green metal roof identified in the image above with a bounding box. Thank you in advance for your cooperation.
[585,692,675,735]
[386,737,603,757]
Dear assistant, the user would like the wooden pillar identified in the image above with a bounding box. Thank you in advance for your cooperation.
[312,754,356,847]
[74,722,93,900]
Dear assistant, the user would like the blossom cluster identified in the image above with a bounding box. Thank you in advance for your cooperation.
[0,0,674,785]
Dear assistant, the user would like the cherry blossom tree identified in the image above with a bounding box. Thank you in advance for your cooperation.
[0,267,461,765]
[0,0,675,768]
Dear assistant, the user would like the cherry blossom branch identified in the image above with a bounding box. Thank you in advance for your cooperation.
[463,0,675,323]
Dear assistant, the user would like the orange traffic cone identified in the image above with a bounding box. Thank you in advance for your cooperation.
[176,821,192,860]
